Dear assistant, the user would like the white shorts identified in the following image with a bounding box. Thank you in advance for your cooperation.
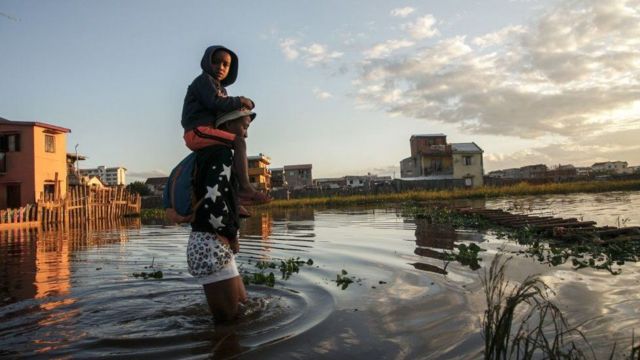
[187,231,239,285]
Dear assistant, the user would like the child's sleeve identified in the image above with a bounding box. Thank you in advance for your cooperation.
[193,76,243,112]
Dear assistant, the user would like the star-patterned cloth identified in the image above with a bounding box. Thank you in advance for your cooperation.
[190,146,239,239]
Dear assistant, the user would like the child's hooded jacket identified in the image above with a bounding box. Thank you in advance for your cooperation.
[181,45,244,131]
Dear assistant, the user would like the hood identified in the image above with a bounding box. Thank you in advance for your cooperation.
[200,45,239,87]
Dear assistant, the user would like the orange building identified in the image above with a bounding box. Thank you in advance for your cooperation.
[0,117,71,208]
[248,153,271,191]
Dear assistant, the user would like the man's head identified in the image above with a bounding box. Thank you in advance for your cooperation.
[215,109,256,138]
[211,49,232,82]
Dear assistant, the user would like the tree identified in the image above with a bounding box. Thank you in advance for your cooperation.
[126,181,151,196]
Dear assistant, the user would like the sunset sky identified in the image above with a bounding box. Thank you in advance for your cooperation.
[1,0,638,182]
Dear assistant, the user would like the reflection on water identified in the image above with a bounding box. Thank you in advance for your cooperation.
[1,192,640,358]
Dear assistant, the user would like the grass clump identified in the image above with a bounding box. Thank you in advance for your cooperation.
[262,179,640,209]
[482,255,593,359]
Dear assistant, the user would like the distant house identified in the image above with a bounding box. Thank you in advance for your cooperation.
[0,117,71,208]
[79,166,127,186]
[314,177,345,189]
[67,152,87,187]
[487,170,506,178]
[503,168,522,179]
[520,164,548,179]
[400,134,484,187]
[270,168,286,189]
[451,143,484,187]
[283,164,313,189]
[592,161,628,174]
[548,164,577,181]
[83,175,107,189]
[575,167,593,177]
[248,154,271,191]
[145,177,168,196]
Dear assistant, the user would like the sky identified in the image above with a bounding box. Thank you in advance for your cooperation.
[1,0,639,183]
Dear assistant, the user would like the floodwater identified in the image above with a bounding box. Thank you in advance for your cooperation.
[1,191,640,359]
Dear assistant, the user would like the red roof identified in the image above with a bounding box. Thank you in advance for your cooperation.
[0,116,71,133]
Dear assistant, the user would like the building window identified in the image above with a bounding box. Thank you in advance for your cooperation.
[464,156,473,166]
[0,133,21,152]
[45,134,56,153]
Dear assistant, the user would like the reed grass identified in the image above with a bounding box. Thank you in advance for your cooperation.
[482,255,640,359]
[483,254,593,359]
[263,179,640,209]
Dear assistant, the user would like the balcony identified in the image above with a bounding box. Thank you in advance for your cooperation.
[248,167,271,177]
[418,144,452,155]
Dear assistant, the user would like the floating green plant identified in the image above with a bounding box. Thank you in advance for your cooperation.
[444,243,486,270]
[335,269,355,290]
[242,257,313,287]
[132,270,163,279]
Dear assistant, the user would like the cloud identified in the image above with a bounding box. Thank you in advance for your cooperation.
[280,39,344,67]
[356,0,640,154]
[390,7,415,17]
[300,43,344,67]
[280,38,299,60]
[472,25,526,48]
[313,88,332,99]
[402,15,440,39]
[363,39,415,59]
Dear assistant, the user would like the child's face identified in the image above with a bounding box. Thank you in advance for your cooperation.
[211,50,232,82]
[224,116,251,138]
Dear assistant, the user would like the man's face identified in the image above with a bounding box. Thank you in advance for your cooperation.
[225,116,251,138]
[211,50,231,82]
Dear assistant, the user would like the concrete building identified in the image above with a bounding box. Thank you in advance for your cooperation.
[0,117,71,208]
[270,168,286,189]
[314,177,345,189]
[592,161,628,174]
[283,164,313,189]
[520,164,548,179]
[400,134,484,187]
[145,177,168,196]
[451,143,484,187]
[79,166,126,186]
[487,170,506,178]
[503,168,522,179]
[248,154,271,191]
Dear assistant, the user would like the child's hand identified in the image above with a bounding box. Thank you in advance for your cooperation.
[240,97,255,109]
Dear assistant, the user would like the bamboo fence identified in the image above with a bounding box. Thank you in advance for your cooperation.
[0,186,141,230]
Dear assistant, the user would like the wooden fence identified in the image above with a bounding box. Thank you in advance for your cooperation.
[0,186,141,230]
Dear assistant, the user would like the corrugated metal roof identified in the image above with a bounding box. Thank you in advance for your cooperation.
[284,164,312,170]
[451,142,483,153]
[400,174,454,181]
[411,133,446,137]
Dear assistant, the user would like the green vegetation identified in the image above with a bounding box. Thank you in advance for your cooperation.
[263,179,640,209]
[482,255,640,359]
[444,243,485,270]
[140,208,166,223]
[406,205,640,274]
[132,270,163,279]
[242,257,313,287]
[335,269,355,290]
[126,181,152,196]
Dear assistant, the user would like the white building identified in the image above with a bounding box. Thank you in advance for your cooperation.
[79,166,127,186]
[591,161,628,174]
